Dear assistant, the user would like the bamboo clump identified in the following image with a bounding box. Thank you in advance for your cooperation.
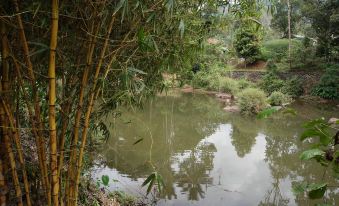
[0,0,189,205]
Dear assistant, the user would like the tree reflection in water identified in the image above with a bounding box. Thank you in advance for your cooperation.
[175,143,215,200]
[93,93,339,205]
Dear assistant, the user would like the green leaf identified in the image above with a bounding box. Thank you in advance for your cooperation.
[300,149,325,161]
[156,173,164,193]
[307,183,327,199]
[133,138,144,145]
[146,178,155,195]
[142,173,155,187]
[256,107,279,119]
[101,175,109,186]
[300,128,331,145]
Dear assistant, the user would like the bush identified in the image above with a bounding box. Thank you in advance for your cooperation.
[237,78,254,90]
[192,71,210,88]
[268,91,292,106]
[259,72,284,94]
[311,65,339,99]
[219,77,239,94]
[237,88,268,114]
[234,29,261,64]
[281,76,304,98]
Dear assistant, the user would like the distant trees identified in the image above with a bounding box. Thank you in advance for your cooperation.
[271,0,301,38]
[231,0,263,64]
[301,0,339,61]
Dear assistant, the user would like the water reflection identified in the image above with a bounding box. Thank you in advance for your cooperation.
[91,93,339,205]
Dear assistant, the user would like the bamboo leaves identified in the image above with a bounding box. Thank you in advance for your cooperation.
[114,0,129,22]
[142,172,164,195]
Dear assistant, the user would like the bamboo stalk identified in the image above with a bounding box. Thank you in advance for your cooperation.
[0,104,23,206]
[65,22,100,206]
[1,101,32,206]
[1,20,32,206]
[48,0,59,205]
[12,58,48,201]
[72,14,116,206]
[12,1,51,204]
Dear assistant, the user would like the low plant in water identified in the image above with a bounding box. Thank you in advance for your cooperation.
[237,88,268,114]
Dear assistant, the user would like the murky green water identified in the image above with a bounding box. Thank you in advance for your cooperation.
[91,92,339,206]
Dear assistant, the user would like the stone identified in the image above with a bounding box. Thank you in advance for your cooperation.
[328,117,339,125]
[223,105,240,112]
[215,93,232,99]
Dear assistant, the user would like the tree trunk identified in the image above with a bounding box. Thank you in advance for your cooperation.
[287,0,291,70]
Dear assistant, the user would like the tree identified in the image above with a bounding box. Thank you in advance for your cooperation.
[301,0,339,61]
[234,28,261,64]
[271,0,301,38]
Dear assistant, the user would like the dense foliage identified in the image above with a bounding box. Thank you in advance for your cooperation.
[237,88,268,114]
[234,28,261,64]
[311,65,339,99]
[0,0,221,205]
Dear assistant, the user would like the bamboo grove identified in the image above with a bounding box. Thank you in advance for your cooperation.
[0,0,225,205]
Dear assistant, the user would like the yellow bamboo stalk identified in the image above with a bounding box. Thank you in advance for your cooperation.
[1,101,32,206]
[1,20,32,206]
[0,104,23,206]
[72,14,116,206]
[12,58,48,198]
[12,1,51,204]
[48,0,59,205]
[65,22,99,206]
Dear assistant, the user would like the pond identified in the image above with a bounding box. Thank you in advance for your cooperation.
[91,91,339,206]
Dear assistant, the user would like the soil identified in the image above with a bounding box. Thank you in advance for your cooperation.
[235,60,267,71]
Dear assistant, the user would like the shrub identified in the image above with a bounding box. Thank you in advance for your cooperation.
[192,71,210,88]
[237,78,254,90]
[234,29,261,64]
[268,91,292,106]
[259,72,284,94]
[237,88,268,114]
[311,65,339,99]
[219,77,239,94]
[281,76,304,98]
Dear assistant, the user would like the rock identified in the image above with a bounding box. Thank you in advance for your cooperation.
[328,118,339,125]
[216,93,232,99]
[223,105,240,113]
